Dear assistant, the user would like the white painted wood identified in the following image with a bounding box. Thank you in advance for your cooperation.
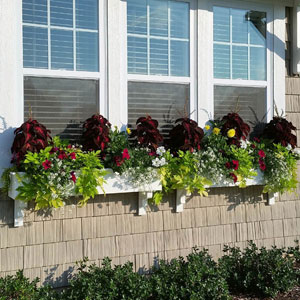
[0,0,23,181]
[273,3,286,117]
[293,1,300,74]
[138,192,152,216]
[176,189,187,213]
[267,192,278,205]
[14,200,27,227]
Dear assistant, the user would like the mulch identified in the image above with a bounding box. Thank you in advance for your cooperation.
[232,286,300,300]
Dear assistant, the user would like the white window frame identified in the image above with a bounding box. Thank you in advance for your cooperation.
[121,0,198,127]
[198,0,286,128]
[22,0,108,117]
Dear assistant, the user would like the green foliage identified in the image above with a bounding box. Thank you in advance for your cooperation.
[0,166,18,194]
[15,138,106,209]
[61,258,151,300]
[159,150,211,197]
[219,241,298,298]
[229,145,257,187]
[0,270,58,300]
[150,248,231,300]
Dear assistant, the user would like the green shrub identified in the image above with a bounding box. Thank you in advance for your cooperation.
[61,258,151,300]
[149,248,231,300]
[0,270,58,300]
[219,241,298,298]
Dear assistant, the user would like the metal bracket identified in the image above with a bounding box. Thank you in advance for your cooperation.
[14,200,27,227]
[267,192,278,206]
[176,189,187,212]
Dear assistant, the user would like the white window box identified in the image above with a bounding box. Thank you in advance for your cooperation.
[8,170,162,227]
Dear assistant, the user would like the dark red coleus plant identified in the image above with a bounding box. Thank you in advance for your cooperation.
[131,116,163,151]
[168,118,204,152]
[221,113,250,147]
[11,119,52,165]
[82,114,111,154]
[259,117,297,148]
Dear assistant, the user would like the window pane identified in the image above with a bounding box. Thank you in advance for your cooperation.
[214,86,267,125]
[128,82,190,136]
[232,9,248,44]
[149,0,168,37]
[76,0,98,30]
[150,39,168,75]
[50,0,73,28]
[213,6,230,42]
[232,46,248,80]
[24,77,99,141]
[249,11,266,46]
[170,1,189,39]
[127,0,147,35]
[171,41,189,76]
[250,47,266,80]
[128,36,148,74]
[76,32,99,72]
[23,26,48,68]
[214,44,230,79]
[23,0,47,25]
[51,29,73,70]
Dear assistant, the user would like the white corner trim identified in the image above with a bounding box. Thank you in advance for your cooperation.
[293,2,300,74]
[138,191,153,216]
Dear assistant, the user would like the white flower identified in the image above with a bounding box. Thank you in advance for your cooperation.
[152,158,161,167]
[160,157,167,166]
[240,139,248,149]
[156,146,166,156]
[287,144,292,151]
[293,148,300,155]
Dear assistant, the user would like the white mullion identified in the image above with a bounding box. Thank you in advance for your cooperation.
[213,78,267,88]
[214,40,264,48]
[128,74,191,84]
[73,0,76,71]
[47,0,51,69]
[23,23,97,33]
[147,0,150,75]
[229,8,232,79]
[168,1,171,76]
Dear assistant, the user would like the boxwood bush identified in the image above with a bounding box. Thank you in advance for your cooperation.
[0,243,299,300]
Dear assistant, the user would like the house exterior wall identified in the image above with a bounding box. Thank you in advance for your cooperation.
[0,0,299,289]
[0,181,300,287]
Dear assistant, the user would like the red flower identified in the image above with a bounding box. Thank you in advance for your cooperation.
[42,159,51,170]
[149,151,156,156]
[259,161,266,171]
[258,150,266,158]
[230,173,238,183]
[122,149,130,160]
[50,147,59,154]
[69,152,76,160]
[251,144,256,149]
[232,160,239,170]
[253,137,261,143]
[67,144,72,149]
[115,156,124,167]
[58,151,67,160]
[70,172,76,183]
[225,162,231,169]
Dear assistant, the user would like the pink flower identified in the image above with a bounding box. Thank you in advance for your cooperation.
[232,160,239,170]
[42,159,51,170]
[70,172,76,183]
[67,144,72,149]
[50,147,59,154]
[69,152,76,160]
[149,151,156,156]
[258,150,266,158]
[230,173,238,183]
[122,149,130,160]
[58,151,67,160]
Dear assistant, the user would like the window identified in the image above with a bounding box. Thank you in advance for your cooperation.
[126,0,196,134]
[22,0,105,141]
[213,5,269,125]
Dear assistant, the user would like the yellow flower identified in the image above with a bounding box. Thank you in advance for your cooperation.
[213,127,220,135]
[126,128,131,135]
[205,125,211,131]
[227,129,236,138]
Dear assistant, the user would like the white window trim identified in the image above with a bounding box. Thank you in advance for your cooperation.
[117,0,198,128]
[198,0,286,128]
[22,0,108,118]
